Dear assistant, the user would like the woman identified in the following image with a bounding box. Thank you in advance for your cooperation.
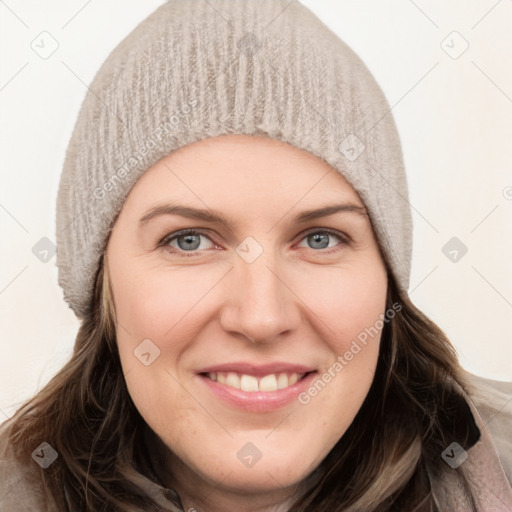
[1,1,511,510]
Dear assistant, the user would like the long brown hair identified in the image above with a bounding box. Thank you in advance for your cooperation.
[2,255,481,511]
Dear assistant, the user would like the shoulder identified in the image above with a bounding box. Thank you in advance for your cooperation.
[461,369,512,485]
[0,417,57,512]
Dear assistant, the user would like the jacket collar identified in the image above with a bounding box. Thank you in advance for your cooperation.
[428,379,512,511]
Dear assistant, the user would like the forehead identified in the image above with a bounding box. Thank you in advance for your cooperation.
[132,134,361,201]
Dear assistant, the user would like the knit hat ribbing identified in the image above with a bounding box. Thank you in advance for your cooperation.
[56,0,413,319]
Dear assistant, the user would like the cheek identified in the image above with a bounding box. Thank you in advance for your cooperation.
[298,256,388,350]
[295,259,386,426]
[112,264,214,343]
[112,267,219,415]
[113,271,202,435]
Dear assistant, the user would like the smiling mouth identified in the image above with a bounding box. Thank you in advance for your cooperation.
[201,371,312,392]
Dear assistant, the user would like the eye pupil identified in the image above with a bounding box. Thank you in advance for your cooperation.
[178,234,201,251]
[309,233,329,249]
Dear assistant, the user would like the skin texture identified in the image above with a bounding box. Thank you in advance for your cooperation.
[105,134,388,512]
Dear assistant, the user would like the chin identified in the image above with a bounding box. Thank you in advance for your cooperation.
[213,465,311,495]
[201,451,321,496]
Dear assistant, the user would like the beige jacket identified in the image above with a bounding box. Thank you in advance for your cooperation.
[1,371,511,511]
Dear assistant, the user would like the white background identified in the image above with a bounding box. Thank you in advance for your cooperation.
[1,0,511,421]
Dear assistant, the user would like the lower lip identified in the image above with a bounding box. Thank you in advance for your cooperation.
[197,372,318,412]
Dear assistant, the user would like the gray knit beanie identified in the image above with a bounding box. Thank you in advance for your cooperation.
[56,0,413,320]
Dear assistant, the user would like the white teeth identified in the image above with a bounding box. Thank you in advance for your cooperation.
[259,374,278,392]
[225,372,241,389]
[240,374,259,392]
[206,372,305,392]
[277,373,288,390]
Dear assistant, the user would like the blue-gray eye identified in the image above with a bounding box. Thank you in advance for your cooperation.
[297,230,347,250]
[164,230,214,251]
[161,228,348,255]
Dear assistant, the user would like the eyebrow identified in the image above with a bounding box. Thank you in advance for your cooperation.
[138,202,368,227]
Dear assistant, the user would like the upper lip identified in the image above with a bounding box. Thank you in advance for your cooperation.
[197,362,316,377]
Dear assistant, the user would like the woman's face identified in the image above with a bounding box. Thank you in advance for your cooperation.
[106,134,388,508]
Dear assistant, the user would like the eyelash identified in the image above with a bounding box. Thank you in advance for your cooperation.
[159,228,351,257]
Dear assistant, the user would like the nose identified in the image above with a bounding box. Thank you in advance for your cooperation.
[219,250,301,344]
